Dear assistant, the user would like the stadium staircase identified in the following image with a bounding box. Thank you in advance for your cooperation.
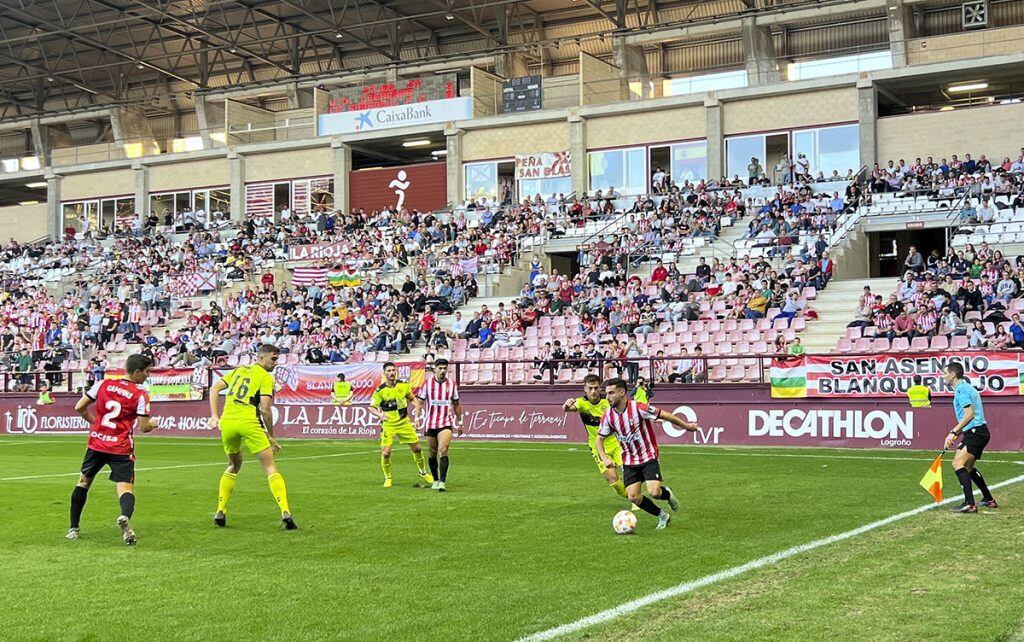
[795,277,898,354]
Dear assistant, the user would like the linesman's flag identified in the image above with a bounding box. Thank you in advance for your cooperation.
[919,454,943,503]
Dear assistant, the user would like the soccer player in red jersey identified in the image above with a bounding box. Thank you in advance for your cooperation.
[595,378,698,530]
[414,358,463,492]
[66,354,160,545]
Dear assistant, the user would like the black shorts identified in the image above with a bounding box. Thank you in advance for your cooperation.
[622,460,662,487]
[425,426,453,439]
[81,448,135,483]
[959,424,990,460]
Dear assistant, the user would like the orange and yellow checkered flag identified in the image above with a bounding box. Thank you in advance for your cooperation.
[919,454,943,503]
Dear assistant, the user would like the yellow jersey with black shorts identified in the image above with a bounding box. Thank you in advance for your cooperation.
[371,381,419,447]
[219,365,275,455]
[574,397,623,471]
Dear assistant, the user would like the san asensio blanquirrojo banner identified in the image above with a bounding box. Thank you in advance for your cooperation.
[771,352,1024,398]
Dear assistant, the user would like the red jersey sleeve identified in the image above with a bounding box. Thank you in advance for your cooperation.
[636,402,660,420]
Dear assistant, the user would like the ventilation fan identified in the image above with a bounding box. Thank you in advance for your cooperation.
[962,0,989,29]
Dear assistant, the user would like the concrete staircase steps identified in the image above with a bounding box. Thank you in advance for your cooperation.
[800,277,898,353]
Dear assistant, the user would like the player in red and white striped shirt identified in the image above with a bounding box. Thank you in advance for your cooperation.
[596,378,699,529]
[414,359,462,492]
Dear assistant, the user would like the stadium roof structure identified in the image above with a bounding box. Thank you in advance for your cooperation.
[0,0,1009,123]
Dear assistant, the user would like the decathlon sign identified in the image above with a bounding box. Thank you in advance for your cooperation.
[318,97,472,135]
[749,409,914,443]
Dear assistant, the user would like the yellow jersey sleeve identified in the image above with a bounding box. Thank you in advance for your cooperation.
[257,367,274,400]
[370,387,383,409]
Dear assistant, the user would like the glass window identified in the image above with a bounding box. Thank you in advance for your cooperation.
[788,50,892,81]
[589,147,646,195]
[725,135,766,182]
[175,192,191,213]
[208,189,231,215]
[518,177,572,201]
[464,162,498,201]
[150,193,174,219]
[667,70,748,96]
[792,124,860,179]
[671,141,708,184]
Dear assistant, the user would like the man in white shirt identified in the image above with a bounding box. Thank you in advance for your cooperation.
[450,311,468,337]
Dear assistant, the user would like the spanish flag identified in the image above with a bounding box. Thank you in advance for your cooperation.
[919,454,943,503]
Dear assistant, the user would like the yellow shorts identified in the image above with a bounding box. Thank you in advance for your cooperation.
[380,420,420,447]
[221,421,272,455]
[589,437,624,472]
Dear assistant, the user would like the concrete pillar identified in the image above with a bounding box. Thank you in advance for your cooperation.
[568,109,587,196]
[30,121,73,168]
[444,126,464,206]
[110,106,156,143]
[887,0,916,68]
[195,96,213,147]
[45,173,62,241]
[332,139,352,214]
[229,151,245,220]
[742,17,782,86]
[133,162,149,216]
[704,96,723,181]
[613,37,652,99]
[857,80,878,170]
[495,53,530,79]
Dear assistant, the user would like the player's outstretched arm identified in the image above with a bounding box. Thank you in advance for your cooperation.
[208,379,227,429]
[259,396,279,452]
[658,408,699,432]
[595,435,614,469]
[562,398,578,413]
[138,416,160,433]
[74,395,95,424]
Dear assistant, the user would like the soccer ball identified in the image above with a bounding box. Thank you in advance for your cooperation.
[612,510,637,535]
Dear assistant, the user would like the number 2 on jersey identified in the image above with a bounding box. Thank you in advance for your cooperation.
[100,400,122,429]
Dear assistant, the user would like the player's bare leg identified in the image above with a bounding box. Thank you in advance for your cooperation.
[435,429,453,491]
[647,479,679,512]
[215,452,243,527]
[115,481,137,546]
[255,448,296,529]
[381,443,394,488]
[66,474,94,540]
[426,435,440,490]
[627,481,671,529]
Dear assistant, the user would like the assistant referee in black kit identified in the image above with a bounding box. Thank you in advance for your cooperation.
[942,363,997,513]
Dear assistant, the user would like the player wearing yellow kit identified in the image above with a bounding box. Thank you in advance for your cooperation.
[563,374,629,500]
[370,361,435,488]
[208,344,296,530]
[332,372,353,405]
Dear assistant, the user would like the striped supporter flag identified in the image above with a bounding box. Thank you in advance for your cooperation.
[770,357,807,398]
[292,267,328,286]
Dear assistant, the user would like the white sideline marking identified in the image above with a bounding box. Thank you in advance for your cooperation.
[518,472,1024,642]
[0,450,376,482]
[458,446,1024,466]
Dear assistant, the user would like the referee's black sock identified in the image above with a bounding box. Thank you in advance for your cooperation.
[70,485,89,529]
[970,469,993,501]
[955,468,974,505]
[428,455,439,480]
[637,496,662,517]
[119,492,135,519]
[439,455,450,483]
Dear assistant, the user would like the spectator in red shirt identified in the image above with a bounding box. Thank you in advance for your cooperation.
[420,307,437,344]
[260,271,275,292]
[650,260,669,284]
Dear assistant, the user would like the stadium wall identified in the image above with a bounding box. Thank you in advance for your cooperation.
[244,147,334,182]
[149,158,230,192]
[0,202,47,242]
[584,106,705,148]
[462,121,570,160]
[875,101,1024,163]
[6,387,1022,451]
[721,87,857,135]
[60,170,135,201]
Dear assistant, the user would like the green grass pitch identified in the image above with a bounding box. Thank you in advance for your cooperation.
[1,436,1023,641]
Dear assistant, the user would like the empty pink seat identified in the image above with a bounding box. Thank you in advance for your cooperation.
[910,337,929,351]
[891,337,910,351]
[871,338,890,352]
[727,366,746,382]
[950,335,969,350]
[710,365,728,381]
[854,338,871,351]
[930,335,949,350]
[846,327,862,340]
[836,338,853,352]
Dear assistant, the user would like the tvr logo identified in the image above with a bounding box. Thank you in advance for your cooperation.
[660,405,723,444]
